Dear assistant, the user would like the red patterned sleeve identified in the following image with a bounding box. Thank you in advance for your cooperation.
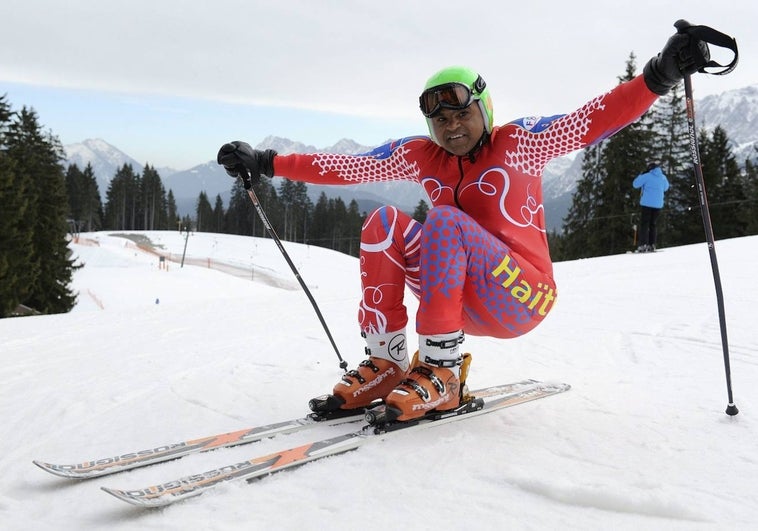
[503,75,659,177]
[580,75,659,145]
[272,137,431,185]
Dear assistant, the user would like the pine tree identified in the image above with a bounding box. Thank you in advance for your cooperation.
[211,194,224,233]
[104,164,140,230]
[166,189,179,231]
[699,126,746,239]
[180,214,193,232]
[278,178,312,242]
[195,191,213,232]
[250,178,282,239]
[559,143,604,259]
[4,106,76,314]
[412,199,429,223]
[344,199,365,257]
[65,163,103,232]
[224,179,254,235]
[0,95,35,316]
[140,164,166,230]
[309,192,331,246]
[330,197,349,253]
[81,163,103,231]
[65,164,85,231]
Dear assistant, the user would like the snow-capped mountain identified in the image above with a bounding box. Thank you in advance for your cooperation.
[64,138,177,201]
[542,154,584,230]
[696,84,758,162]
[257,135,377,156]
[64,139,144,196]
[63,84,758,230]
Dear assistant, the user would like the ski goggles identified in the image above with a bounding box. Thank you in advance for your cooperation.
[419,76,485,117]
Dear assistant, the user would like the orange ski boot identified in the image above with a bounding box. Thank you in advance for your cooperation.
[383,331,471,422]
[309,330,410,414]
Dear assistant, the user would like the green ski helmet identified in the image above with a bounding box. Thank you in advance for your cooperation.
[419,66,494,144]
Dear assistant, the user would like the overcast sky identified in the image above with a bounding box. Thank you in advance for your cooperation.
[2,0,755,170]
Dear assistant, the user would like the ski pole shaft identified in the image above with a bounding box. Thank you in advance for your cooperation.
[245,186,348,371]
[681,73,738,416]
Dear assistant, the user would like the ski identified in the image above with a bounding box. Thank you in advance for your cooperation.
[32,410,365,479]
[101,380,570,507]
[33,380,539,480]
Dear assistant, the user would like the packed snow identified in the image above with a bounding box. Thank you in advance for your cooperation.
[2,230,757,530]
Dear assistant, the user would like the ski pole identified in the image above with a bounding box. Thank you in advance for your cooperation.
[674,20,739,415]
[245,185,349,371]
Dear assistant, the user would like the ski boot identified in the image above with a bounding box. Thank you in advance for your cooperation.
[309,330,410,415]
[367,331,471,424]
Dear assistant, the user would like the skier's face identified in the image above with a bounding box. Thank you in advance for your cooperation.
[429,104,485,156]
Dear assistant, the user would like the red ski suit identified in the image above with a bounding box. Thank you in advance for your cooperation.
[275,75,658,338]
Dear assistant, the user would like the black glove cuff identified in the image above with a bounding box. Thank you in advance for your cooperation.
[261,149,276,178]
[643,57,678,96]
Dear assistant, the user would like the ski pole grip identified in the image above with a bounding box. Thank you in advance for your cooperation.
[674,19,738,76]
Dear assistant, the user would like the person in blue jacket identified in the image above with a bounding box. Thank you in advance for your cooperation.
[633,162,670,252]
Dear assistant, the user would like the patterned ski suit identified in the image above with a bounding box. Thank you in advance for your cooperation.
[274,75,658,339]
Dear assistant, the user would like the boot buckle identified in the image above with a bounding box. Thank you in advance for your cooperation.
[422,355,461,368]
[409,366,446,396]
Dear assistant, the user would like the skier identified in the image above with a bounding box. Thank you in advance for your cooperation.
[218,22,711,422]
[633,162,671,252]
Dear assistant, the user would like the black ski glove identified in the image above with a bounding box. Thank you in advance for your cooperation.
[643,20,710,95]
[217,141,276,189]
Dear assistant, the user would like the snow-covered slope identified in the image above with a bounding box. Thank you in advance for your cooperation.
[2,232,757,530]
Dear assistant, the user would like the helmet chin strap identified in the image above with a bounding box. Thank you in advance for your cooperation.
[465,131,489,162]
[466,100,491,161]
[476,99,492,133]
